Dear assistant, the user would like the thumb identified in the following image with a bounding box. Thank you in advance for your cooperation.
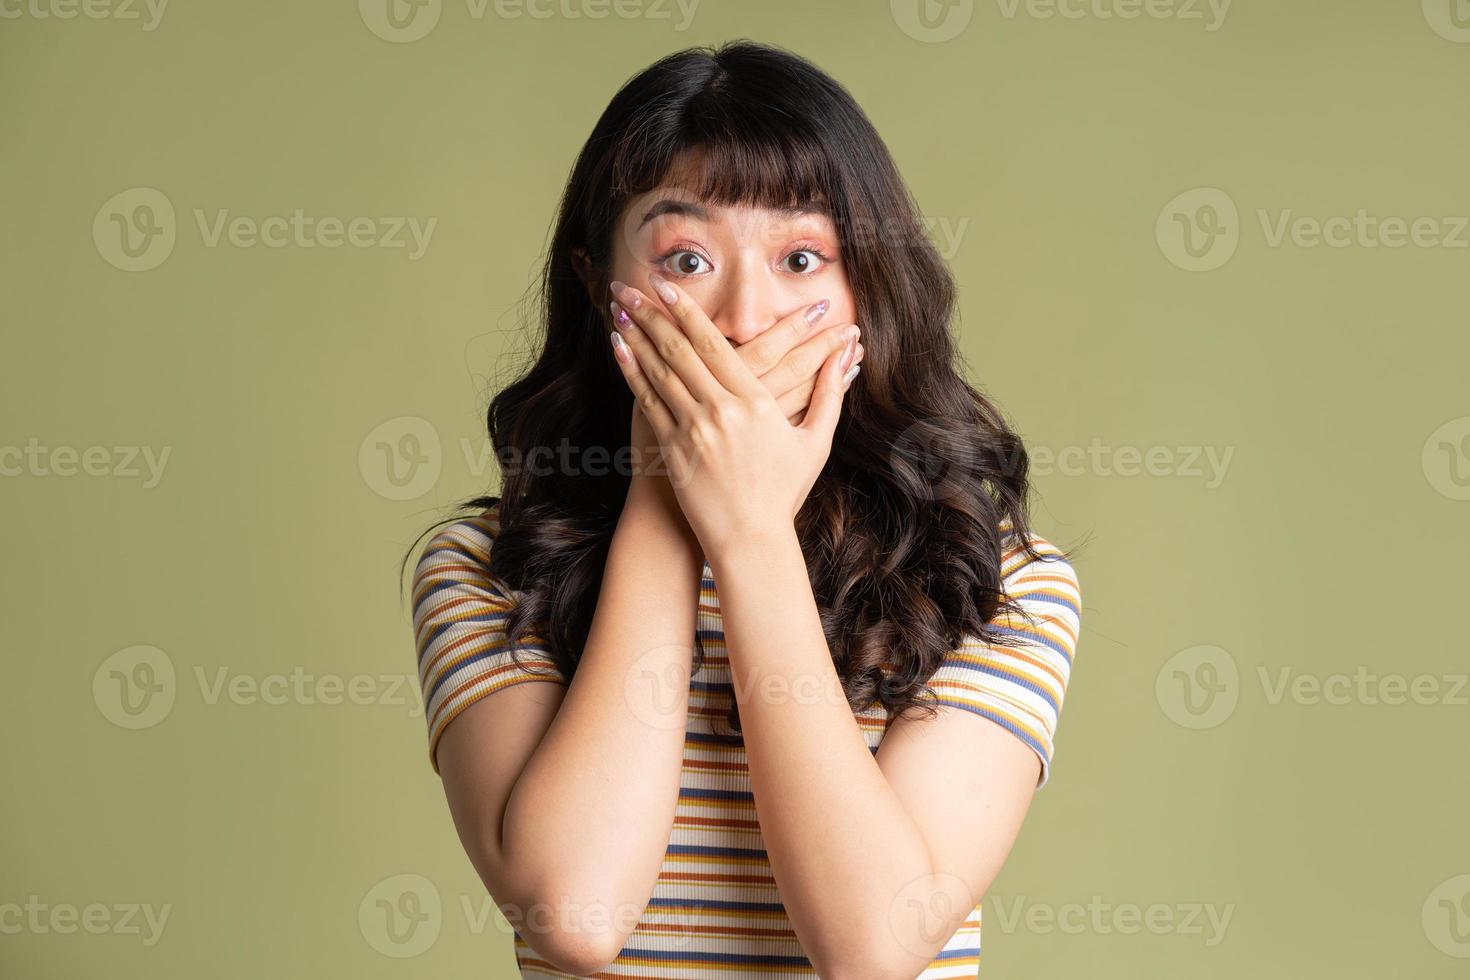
[800,334,857,439]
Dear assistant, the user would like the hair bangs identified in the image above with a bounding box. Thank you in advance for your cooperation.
[610,108,837,219]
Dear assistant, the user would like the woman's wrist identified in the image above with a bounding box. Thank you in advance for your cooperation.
[623,475,702,559]
[703,519,799,572]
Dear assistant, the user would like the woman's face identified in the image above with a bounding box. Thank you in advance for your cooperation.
[607,184,857,348]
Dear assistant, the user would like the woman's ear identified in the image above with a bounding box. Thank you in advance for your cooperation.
[570,246,602,304]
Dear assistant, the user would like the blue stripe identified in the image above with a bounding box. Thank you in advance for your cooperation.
[937,659,1060,711]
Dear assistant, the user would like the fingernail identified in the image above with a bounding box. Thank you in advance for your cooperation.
[841,335,857,372]
[805,298,829,326]
[610,329,633,364]
[842,363,861,387]
[647,271,678,305]
[609,280,641,309]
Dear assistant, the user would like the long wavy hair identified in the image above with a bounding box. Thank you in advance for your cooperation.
[404,39,1070,742]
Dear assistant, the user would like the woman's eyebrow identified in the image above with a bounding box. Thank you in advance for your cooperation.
[639,199,708,228]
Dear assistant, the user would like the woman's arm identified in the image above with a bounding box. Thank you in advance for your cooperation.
[710,528,1076,980]
[435,476,701,974]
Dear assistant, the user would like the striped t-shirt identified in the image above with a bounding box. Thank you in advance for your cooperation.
[413,504,1082,978]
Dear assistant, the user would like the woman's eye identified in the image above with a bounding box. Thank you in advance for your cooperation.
[782,249,826,274]
[662,250,710,276]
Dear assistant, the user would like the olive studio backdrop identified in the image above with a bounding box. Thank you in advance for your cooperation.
[2,2,1467,978]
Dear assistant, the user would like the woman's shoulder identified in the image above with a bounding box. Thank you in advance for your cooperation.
[414,502,507,583]
[996,519,1081,603]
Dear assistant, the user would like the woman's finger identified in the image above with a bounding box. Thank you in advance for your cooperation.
[734,297,832,387]
[774,340,862,418]
[766,328,862,404]
[607,323,677,446]
[609,297,700,426]
[641,273,768,403]
[800,332,859,439]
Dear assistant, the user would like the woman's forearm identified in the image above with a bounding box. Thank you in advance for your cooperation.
[498,477,701,959]
[708,525,937,978]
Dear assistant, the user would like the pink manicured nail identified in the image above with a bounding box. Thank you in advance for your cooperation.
[841,334,857,372]
[609,280,641,309]
[610,300,632,330]
[610,329,633,364]
[647,271,678,305]
[805,298,829,326]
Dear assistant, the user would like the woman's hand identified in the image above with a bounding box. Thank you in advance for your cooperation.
[732,299,865,426]
[606,272,860,558]
[619,296,861,480]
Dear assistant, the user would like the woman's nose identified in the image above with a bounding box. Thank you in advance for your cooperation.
[709,275,780,347]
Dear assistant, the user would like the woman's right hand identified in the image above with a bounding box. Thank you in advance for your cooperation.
[732,301,864,426]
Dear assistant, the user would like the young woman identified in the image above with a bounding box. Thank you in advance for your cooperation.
[409,40,1082,979]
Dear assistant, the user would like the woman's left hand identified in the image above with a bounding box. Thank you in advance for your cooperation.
[606,272,860,559]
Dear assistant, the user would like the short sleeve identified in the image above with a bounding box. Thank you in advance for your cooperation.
[922,538,1082,790]
[412,511,567,774]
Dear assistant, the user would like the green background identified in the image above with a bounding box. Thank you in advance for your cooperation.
[3,0,1467,976]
